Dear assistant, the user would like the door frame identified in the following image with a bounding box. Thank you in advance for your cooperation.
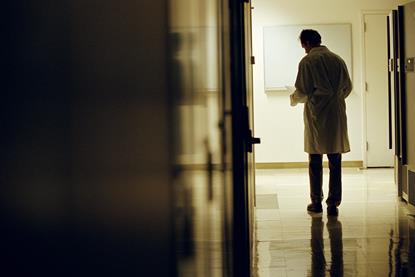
[361,10,392,168]
[229,0,256,276]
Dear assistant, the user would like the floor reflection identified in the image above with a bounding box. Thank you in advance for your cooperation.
[393,214,415,276]
[309,216,343,276]
[254,168,415,277]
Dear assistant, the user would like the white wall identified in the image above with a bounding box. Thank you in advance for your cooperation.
[252,0,397,163]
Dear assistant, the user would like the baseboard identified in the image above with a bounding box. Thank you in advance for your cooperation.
[256,161,363,169]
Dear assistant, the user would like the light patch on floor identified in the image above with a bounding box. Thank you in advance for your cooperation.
[256,194,279,209]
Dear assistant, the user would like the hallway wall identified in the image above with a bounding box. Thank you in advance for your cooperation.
[252,0,397,163]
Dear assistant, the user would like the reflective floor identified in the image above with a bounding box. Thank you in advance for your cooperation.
[253,168,415,277]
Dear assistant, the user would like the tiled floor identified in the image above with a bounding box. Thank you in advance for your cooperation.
[253,168,415,277]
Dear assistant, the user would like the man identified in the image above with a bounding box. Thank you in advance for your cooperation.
[290,29,352,216]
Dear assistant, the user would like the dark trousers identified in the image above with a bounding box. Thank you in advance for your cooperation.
[309,153,342,207]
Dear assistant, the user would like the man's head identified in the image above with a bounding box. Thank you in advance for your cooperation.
[299,29,321,53]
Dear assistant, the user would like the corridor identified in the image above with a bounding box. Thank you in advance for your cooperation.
[254,168,415,276]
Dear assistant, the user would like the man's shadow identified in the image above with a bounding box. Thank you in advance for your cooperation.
[309,216,344,276]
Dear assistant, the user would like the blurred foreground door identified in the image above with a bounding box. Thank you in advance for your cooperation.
[169,0,236,276]
[1,1,175,276]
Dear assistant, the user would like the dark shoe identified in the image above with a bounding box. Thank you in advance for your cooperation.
[307,203,323,213]
[327,206,339,216]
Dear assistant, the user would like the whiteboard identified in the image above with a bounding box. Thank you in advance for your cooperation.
[263,24,352,92]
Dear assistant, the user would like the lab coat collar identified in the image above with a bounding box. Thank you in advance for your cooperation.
[308,45,328,54]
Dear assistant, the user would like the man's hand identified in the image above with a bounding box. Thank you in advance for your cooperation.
[289,87,308,106]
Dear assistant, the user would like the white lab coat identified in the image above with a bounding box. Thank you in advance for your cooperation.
[290,46,352,154]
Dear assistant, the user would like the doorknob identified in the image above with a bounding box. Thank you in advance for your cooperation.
[247,129,261,153]
[250,136,261,145]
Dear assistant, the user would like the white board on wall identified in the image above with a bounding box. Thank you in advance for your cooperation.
[263,24,352,92]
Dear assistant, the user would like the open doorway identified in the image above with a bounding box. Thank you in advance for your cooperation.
[248,0,402,276]
[250,1,397,208]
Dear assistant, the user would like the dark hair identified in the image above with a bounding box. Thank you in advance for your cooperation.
[299,29,321,46]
